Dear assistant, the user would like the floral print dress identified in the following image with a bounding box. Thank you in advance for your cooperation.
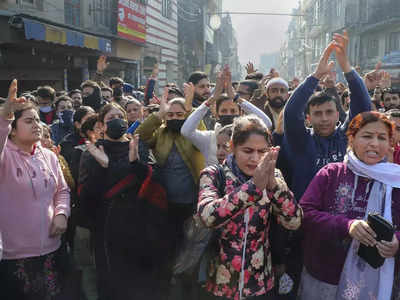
[197,162,302,299]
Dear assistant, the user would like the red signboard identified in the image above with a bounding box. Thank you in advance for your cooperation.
[118,0,146,44]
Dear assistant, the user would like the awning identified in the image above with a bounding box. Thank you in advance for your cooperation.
[22,18,112,53]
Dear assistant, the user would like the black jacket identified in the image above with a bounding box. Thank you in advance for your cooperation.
[78,140,172,300]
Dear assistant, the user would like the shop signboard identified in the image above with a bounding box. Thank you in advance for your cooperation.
[118,0,146,44]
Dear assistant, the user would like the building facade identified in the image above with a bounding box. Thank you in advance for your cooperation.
[282,0,400,87]
[144,0,178,94]
[0,0,150,92]
[177,0,240,85]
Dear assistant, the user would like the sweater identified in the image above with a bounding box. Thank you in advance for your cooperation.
[0,116,70,259]
[300,162,400,286]
[283,70,371,200]
[181,101,272,166]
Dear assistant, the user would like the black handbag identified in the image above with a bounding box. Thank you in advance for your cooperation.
[357,213,394,269]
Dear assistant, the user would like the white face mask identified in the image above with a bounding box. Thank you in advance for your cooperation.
[39,106,52,113]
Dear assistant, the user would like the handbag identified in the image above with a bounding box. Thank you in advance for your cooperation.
[357,213,394,269]
[173,165,225,278]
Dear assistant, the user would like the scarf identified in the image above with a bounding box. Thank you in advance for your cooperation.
[226,154,251,184]
[336,151,400,300]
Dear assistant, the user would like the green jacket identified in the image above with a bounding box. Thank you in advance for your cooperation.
[136,113,206,184]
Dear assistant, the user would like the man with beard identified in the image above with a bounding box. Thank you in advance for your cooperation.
[264,77,289,131]
[188,71,211,107]
[188,71,214,129]
[382,88,400,111]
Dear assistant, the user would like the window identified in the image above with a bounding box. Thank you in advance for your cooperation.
[359,0,368,22]
[92,0,112,28]
[162,0,172,18]
[389,32,400,53]
[367,38,379,58]
[65,0,81,26]
[337,0,342,16]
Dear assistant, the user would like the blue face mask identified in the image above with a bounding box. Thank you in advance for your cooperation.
[58,110,74,126]
[39,106,52,113]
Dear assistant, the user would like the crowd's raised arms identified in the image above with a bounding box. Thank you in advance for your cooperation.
[0,9,400,300]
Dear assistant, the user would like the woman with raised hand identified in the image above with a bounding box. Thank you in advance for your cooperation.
[78,102,170,300]
[181,67,272,166]
[299,111,400,300]
[198,115,302,300]
[0,80,70,300]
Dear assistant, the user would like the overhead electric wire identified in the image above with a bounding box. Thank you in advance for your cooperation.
[210,11,305,17]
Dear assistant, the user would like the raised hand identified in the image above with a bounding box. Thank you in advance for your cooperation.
[1,79,26,119]
[245,62,257,74]
[157,87,170,119]
[183,82,195,112]
[129,134,140,162]
[364,62,384,91]
[313,42,335,80]
[380,71,391,89]
[86,141,109,168]
[333,30,351,73]
[208,71,224,107]
[223,65,235,100]
[97,55,109,74]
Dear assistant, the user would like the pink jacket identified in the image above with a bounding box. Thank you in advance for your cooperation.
[0,116,70,259]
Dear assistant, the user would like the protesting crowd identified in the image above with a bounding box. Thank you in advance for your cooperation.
[0,31,400,300]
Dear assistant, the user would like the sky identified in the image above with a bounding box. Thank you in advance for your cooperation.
[223,0,300,66]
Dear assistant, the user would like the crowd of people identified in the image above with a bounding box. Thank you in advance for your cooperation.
[0,31,399,300]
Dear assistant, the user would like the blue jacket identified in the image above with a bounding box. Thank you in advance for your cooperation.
[283,70,371,200]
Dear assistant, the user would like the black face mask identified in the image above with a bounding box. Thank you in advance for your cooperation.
[167,119,185,133]
[113,87,123,98]
[269,96,286,109]
[106,118,128,140]
[219,115,239,127]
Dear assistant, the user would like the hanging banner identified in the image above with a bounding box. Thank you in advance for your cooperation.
[118,0,146,44]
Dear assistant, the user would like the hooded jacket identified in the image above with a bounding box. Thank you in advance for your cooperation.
[0,116,70,259]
